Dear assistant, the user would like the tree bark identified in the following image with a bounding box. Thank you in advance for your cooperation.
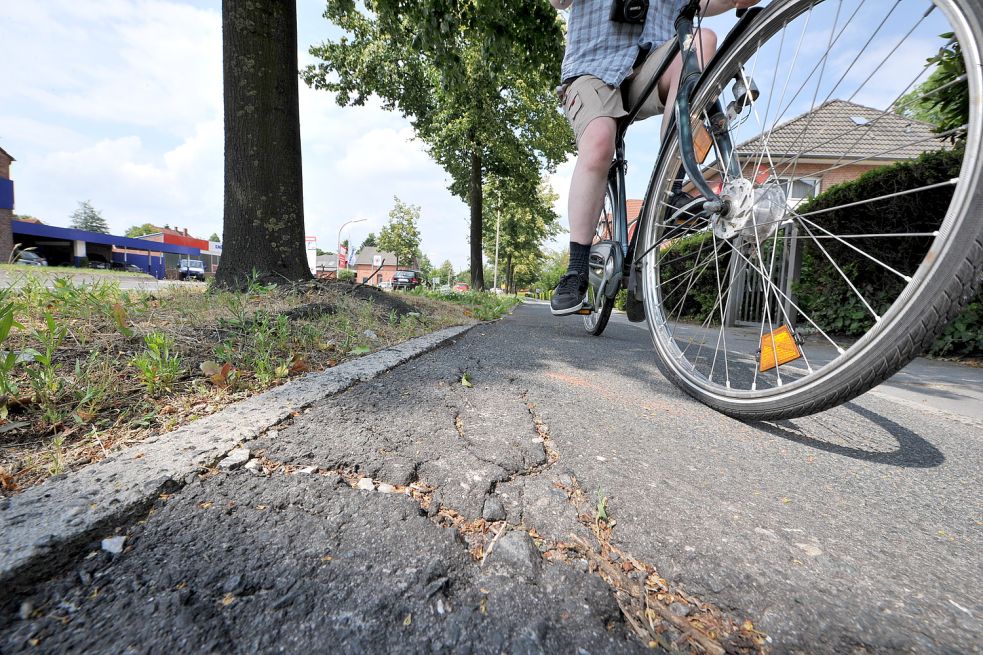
[469,150,485,290]
[217,0,311,289]
[505,251,513,293]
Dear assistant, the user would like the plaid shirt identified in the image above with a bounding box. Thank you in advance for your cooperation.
[561,0,688,87]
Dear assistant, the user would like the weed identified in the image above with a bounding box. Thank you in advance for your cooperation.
[132,332,183,395]
[0,293,24,418]
[596,488,608,526]
[47,434,66,476]
[24,313,69,426]
[71,355,117,422]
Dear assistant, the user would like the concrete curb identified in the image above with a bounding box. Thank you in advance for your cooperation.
[0,324,474,599]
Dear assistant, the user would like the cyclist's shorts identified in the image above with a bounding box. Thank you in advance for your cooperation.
[561,38,675,145]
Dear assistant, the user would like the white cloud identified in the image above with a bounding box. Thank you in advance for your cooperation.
[0,0,477,271]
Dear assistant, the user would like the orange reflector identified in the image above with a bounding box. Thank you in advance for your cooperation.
[577,308,592,315]
[692,118,713,164]
[759,325,802,372]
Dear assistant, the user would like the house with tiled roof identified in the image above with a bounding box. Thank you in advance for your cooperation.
[718,99,945,204]
[351,246,399,286]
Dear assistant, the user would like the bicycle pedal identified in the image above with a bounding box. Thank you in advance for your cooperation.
[577,302,594,315]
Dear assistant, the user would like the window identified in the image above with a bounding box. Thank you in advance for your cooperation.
[775,177,819,208]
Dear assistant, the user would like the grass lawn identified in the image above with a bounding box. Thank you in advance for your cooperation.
[0,277,514,494]
[0,263,156,278]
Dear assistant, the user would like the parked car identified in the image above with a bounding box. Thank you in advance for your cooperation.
[179,259,206,281]
[111,262,145,273]
[88,258,109,270]
[452,282,471,293]
[392,270,423,291]
[15,250,47,267]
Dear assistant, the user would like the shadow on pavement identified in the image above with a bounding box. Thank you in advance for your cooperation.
[746,402,945,468]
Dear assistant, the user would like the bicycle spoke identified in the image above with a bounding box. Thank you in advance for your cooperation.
[639,0,978,408]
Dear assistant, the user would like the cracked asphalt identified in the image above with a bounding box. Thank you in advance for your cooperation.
[2,301,980,653]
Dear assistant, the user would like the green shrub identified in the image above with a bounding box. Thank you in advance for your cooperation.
[793,147,981,355]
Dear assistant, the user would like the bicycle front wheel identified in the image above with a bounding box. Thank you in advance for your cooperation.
[639,0,983,420]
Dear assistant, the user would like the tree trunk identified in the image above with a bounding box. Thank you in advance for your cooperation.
[469,150,485,290]
[505,251,513,293]
[217,0,311,289]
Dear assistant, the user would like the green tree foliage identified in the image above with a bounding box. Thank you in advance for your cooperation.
[378,197,423,268]
[417,252,433,279]
[209,232,221,242]
[435,259,455,285]
[482,176,562,292]
[358,233,378,251]
[125,223,159,238]
[69,201,110,234]
[534,249,569,295]
[304,0,573,290]
[896,35,968,143]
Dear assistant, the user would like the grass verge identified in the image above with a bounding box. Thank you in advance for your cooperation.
[408,288,521,320]
[0,278,510,495]
[0,264,155,278]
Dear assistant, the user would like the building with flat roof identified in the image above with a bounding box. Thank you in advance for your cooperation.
[1,146,16,260]
[11,220,201,278]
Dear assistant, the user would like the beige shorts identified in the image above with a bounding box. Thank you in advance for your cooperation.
[561,38,676,144]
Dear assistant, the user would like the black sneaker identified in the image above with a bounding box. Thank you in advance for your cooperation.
[550,272,588,316]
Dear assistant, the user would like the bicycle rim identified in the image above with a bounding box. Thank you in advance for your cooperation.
[585,182,617,335]
[640,0,983,419]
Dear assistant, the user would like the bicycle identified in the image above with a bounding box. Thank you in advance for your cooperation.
[582,0,983,420]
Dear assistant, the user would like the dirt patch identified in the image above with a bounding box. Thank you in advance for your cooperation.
[0,278,467,495]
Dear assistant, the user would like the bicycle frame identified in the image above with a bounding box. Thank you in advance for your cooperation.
[603,2,763,305]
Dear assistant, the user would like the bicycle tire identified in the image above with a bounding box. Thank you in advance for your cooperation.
[584,179,617,336]
[638,0,983,420]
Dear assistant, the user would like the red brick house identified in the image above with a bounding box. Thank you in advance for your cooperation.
[351,246,398,286]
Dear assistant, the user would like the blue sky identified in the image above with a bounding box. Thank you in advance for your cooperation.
[0,1,951,270]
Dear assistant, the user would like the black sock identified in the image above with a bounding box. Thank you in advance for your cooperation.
[568,241,590,280]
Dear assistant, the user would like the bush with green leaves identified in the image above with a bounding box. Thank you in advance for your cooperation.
[793,147,982,354]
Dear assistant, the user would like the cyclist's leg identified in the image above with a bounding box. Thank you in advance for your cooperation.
[553,76,625,316]
[568,118,616,245]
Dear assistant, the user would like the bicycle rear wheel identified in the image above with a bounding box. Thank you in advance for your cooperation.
[584,180,617,336]
[638,0,983,420]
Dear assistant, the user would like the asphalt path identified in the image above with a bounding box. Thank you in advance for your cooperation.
[2,301,980,653]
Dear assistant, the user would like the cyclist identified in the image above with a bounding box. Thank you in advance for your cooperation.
[549,0,759,316]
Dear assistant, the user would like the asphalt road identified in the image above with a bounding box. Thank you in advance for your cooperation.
[2,301,980,653]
